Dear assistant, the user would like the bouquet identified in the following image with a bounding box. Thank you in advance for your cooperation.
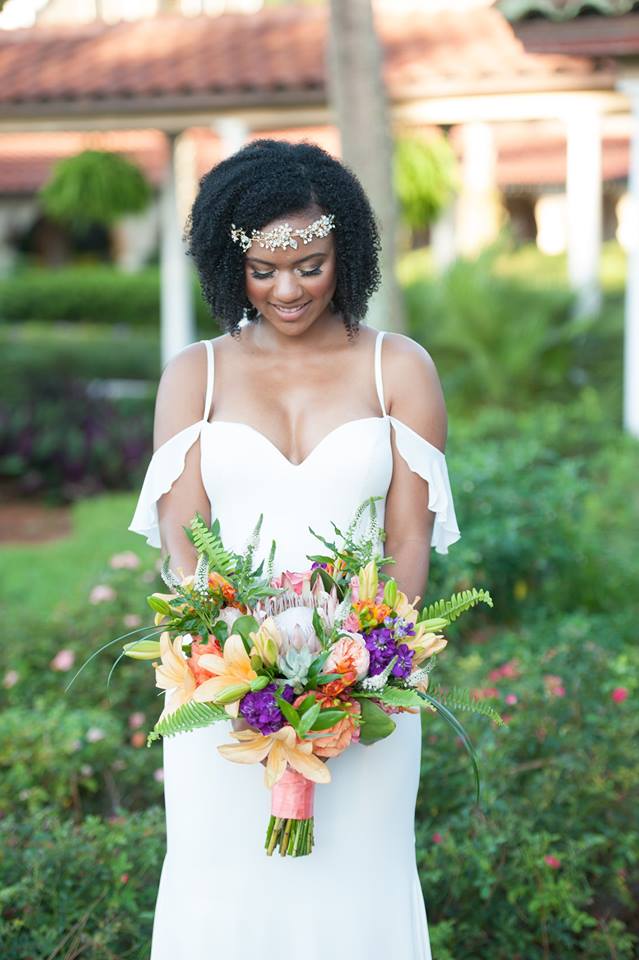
[70,497,500,857]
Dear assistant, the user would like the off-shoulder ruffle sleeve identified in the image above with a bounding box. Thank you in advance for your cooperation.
[128,419,205,549]
[388,415,461,555]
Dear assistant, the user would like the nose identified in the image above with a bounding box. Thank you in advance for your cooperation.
[272,269,305,304]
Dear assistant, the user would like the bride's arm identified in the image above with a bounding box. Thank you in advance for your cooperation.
[154,343,212,579]
[379,334,448,603]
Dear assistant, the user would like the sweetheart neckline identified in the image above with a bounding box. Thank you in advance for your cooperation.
[202,416,389,469]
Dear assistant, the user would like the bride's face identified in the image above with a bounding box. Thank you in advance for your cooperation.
[243,208,337,335]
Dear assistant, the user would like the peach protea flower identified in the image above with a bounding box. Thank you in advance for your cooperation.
[218,724,331,788]
[192,634,257,717]
[154,632,197,722]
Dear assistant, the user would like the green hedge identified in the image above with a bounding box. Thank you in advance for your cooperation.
[0,808,165,960]
[0,265,213,329]
[0,323,161,389]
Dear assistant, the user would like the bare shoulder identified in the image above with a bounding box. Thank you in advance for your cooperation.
[382,332,447,451]
[154,339,212,447]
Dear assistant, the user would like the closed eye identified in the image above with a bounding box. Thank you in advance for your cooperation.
[251,267,323,280]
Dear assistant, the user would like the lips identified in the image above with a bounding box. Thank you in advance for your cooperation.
[269,301,311,319]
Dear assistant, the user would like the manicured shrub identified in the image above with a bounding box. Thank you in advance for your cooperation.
[0,265,213,329]
[0,808,164,960]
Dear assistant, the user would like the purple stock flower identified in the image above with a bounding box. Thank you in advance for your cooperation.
[392,643,415,679]
[364,626,396,675]
[365,619,416,678]
[239,683,295,735]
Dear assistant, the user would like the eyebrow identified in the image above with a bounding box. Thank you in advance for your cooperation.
[245,251,328,266]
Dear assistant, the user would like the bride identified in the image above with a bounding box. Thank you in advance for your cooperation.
[129,137,460,960]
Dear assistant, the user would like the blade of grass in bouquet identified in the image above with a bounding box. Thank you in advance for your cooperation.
[418,692,481,805]
[63,626,164,694]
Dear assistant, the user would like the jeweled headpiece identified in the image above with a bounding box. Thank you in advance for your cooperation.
[230,213,335,253]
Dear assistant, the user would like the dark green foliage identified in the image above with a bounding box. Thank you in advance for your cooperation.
[39,149,153,227]
[0,265,212,328]
[0,808,165,960]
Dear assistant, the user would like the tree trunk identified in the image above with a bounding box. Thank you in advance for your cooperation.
[326,0,405,333]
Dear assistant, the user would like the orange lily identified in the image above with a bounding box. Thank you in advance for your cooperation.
[191,634,257,717]
[154,632,197,721]
[218,724,331,788]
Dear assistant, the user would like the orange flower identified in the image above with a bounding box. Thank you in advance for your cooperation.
[188,636,223,685]
[208,572,237,604]
[310,698,361,759]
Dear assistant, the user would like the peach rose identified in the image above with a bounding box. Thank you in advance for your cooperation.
[325,633,370,682]
[312,699,361,759]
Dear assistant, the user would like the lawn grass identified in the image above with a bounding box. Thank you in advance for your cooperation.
[0,492,156,621]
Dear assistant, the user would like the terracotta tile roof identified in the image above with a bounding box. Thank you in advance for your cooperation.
[511,12,639,57]
[0,5,614,115]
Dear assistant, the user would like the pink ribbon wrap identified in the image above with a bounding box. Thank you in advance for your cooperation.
[271,766,315,819]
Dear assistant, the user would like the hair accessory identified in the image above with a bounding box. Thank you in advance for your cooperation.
[230,213,335,252]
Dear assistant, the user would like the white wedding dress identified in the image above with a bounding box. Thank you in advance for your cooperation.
[129,327,461,960]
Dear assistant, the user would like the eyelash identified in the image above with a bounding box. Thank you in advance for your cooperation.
[250,267,323,280]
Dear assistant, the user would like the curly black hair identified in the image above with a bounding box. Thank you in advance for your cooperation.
[182,138,382,339]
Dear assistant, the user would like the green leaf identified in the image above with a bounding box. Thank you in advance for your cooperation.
[310,709,348,731]
[315,672,343,684]
[298,703,322,737]
[355,697,396,745]
[376,686,423,708]
[297,694,317,715]
[276,698,300,731]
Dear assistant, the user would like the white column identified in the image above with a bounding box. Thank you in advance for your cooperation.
[160,131,195,368]
[213,116,249,158]
[430,201,457,272]
[455,121,501,258]
[618,79,639,439]
[565,106,602,317]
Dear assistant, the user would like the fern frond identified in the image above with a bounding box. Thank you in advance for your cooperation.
[147,700,229,744]
[190,515,235,575]
[428,685,503,725]
[420,588,493,625]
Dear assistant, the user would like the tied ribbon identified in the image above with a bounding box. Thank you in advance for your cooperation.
[271,766,315,819]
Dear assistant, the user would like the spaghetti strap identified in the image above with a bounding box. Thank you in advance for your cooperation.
[201,339,214,422]
[374,329,387,417]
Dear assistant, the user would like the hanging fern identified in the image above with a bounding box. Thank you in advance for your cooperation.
[147,700,229,744]
[420,588,493,625]
[428,685,504,725]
